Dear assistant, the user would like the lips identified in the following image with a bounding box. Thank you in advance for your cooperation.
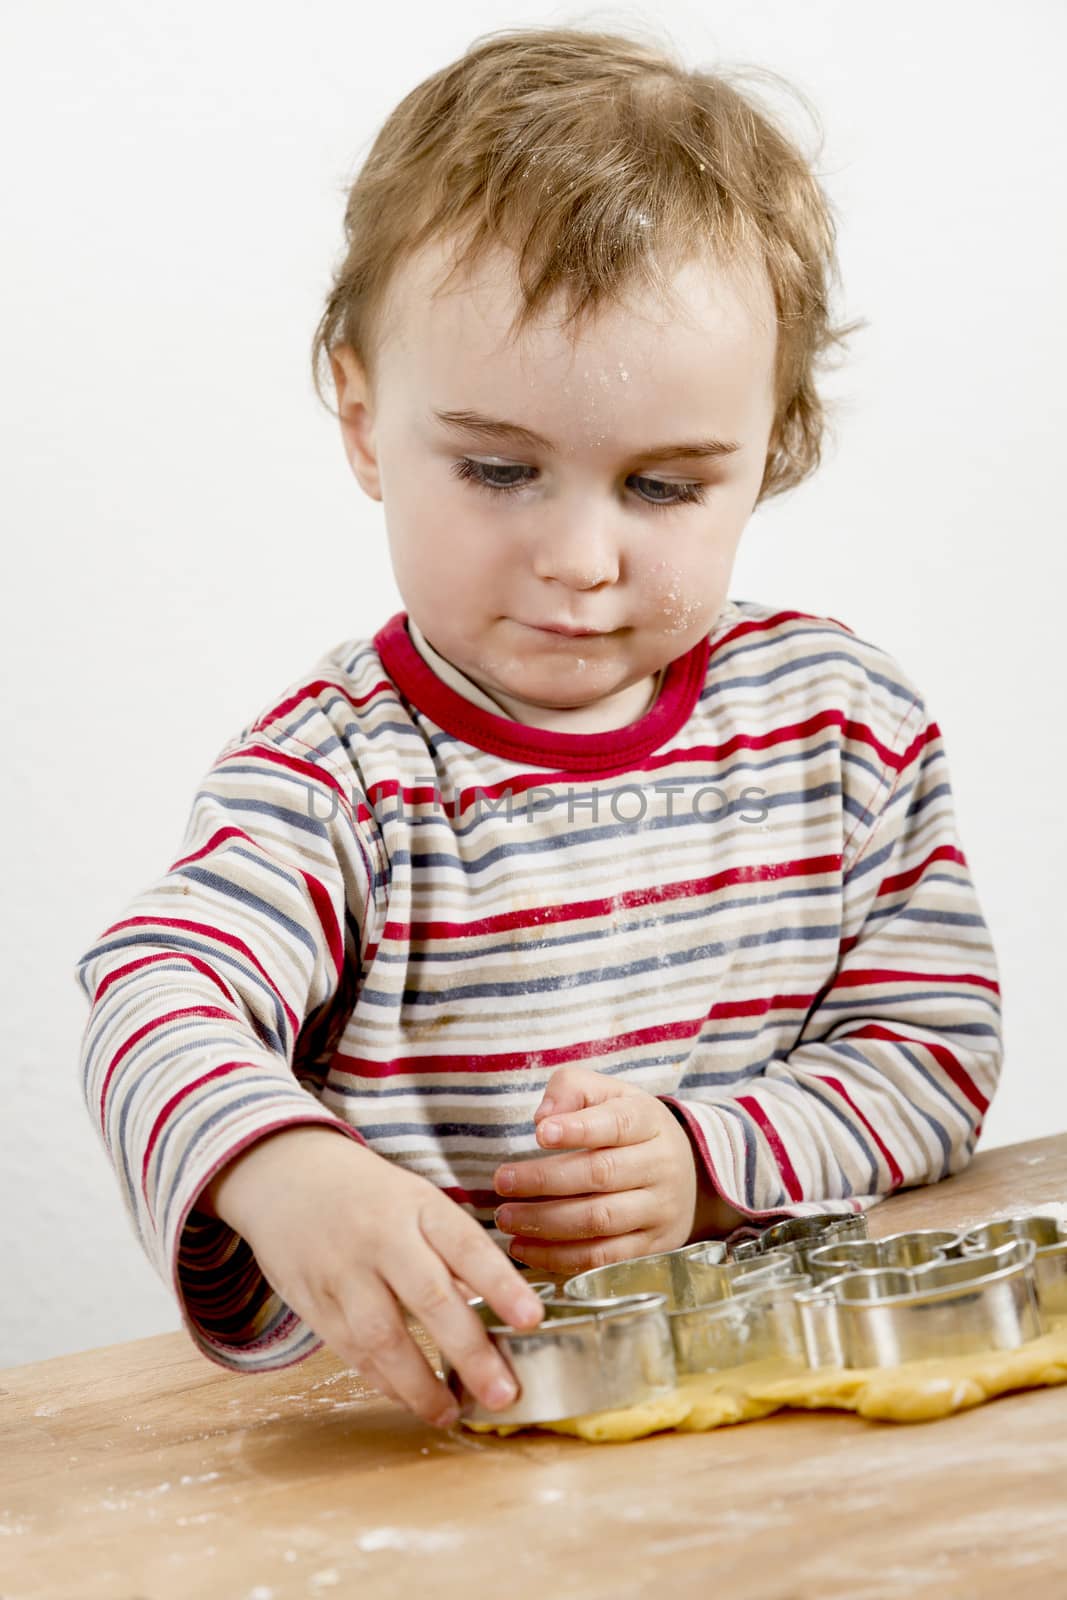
[527,623,609,637]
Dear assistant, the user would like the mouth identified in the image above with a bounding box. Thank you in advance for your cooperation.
[523,622,613,638]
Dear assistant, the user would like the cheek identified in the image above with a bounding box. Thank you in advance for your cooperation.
[662,572,708,636]
[392,478,484,591]
[641,559,714,636]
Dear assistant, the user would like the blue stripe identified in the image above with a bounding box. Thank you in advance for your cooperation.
[359,923,843,1009]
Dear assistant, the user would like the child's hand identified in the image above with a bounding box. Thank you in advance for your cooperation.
[492,1066,704,1273]
[199,1126,545,1429]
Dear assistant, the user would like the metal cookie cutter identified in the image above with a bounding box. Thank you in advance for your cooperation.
[444,1283,676,1426]
[665,1266,815,1375]
[563,1239,810,1375]
[561,1237,782,1310]
[729,1212,870,1272]
[795,1236,1043,1369]
[960,1213,1067,1316]
[806,1228,966,1284]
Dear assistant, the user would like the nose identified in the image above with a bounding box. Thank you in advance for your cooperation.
[530,514,620,590]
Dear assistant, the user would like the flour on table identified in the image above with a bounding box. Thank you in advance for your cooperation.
[356,1525,465,1552]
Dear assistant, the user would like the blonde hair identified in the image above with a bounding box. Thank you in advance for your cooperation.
[311,21,865,502]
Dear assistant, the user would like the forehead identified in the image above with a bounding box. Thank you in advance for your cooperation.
[376,236,778,440]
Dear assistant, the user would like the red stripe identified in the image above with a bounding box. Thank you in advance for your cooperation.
[170,825,344,981]
[303,872,344,979]
[706,992,815,1020]
[842,1023,990,1113]
[95,951,238,1009]
[903,721,939,768]
[173,832,262,870]
[826,966,1000,995]
[383,853,843,943]
[250,676,392,730]
[98,915,299,1036]
[707,608,834,656]
[331,1014,707,1079]
[812,1074,904,1187]
[736,1095,804,1201]
[171,824,274,871]
[333,965,1000,1077]
[99,1006,238,1138]
[217,742,360,825]
[210,738,377,829]
[141,1063,260,1200]
[877,844,966,897]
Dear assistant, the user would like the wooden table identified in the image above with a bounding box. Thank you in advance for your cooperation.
[5,1134,1066,1600]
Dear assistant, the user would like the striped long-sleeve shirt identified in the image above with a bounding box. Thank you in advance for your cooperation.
[74,598,1004,1371]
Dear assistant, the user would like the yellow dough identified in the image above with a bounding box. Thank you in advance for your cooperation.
[463,1315,1067,1441]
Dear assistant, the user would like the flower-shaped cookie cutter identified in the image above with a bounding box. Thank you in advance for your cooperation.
[563,1237,808,1375]
[805,1227,967,1283]
[443,1283,676,1426]
[728,1210,871,1271]
[794,1235,1043,1369]
[959,1212,1067,1315]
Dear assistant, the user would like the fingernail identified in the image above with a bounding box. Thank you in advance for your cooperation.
[540,1119,561,1144]
[434,1403,460,1428]
[495,1207,512,1229]
[486,1378,517,1408]
[497,1168,516,1193]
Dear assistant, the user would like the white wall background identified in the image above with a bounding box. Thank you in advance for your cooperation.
[3,0,1063,1368]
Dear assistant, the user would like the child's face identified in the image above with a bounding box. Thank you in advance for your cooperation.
[332,236,778,725]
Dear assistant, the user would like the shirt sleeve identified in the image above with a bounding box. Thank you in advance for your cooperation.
[74,722,382,1372]
[660,689,1004,1237]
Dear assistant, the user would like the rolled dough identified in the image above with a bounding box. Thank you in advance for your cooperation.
[463,1315,1067,1441]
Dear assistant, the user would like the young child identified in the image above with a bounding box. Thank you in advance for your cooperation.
[74,24,1003,1431]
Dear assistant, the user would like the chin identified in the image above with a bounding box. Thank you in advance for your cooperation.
[492,675,590,705]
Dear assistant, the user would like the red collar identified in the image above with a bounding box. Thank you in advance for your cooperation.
[372,613,711,774]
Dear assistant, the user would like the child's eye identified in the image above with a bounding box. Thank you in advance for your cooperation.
[448,457,708,511]
[633,476,708,508]
[451,458,530,494]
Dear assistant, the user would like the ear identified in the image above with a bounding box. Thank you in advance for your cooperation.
[330,343,382,502]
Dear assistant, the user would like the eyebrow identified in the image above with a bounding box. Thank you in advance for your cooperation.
[430,408,742,462]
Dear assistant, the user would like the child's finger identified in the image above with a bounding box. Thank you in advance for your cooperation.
[421,1192,548,1322]
[355,1361,405,1406]
[535,1095,655,1152]
[534,1064,632,1122]
[508,1229,656,1276]
[495,1140,648,1199]
[328,1273,466,1429]
[384,1245,538,1424]
[495,1187,652,1241]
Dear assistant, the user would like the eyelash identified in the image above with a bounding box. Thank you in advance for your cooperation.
[448,457,710,512]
